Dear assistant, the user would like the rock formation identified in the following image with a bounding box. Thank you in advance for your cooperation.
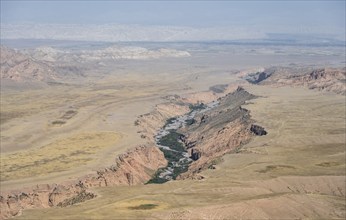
[190,149,202,161]
[177,87,264,179]
[243,66,346,95]
[244,70,273,84]
[250,124,267,136]
[135,103,190,143]
[0,181,94,219]
[0,145,166,219]
[79,146,166,188]
[0,46,59,83]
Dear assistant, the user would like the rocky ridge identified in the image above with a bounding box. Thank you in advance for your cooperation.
[27,46,190,62]
[178,87,266,179]
[136,86,267,181]
[0,46,59,83]
[0,45,191,86]
[0,145,166,219]
[243,66,346,95]
[135,83,246,144]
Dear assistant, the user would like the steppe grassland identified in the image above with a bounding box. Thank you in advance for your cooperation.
[233,85,346,179]
[0,73,175,187]
[15,85,346,219]
[1,64,239,190]
[0,132,121,181]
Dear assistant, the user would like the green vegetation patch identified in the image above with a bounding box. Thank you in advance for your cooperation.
[61,110,77,120]
[164,117,177,127]
[189,103,206,111]
[157,131,185,152]
[52,120,66,125]
[146,171,168,184]
[162,149,182,161]
[316,161,341,167]
[148,129,191,184]
[128,204,158,210]
[171,163,189,179]
[257,165,296,173]
[185,118,196,126]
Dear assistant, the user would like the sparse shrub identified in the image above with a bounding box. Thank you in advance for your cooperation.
[164,117,177,127]
[52,120,66,125]
[188,103,206,111]
[157,131,185,152]
[185,118,196,125]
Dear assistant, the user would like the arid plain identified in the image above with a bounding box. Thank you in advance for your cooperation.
[1,42,345,219]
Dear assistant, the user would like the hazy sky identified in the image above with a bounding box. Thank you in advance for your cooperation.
[1,1,345,27]
[1,1,345,41]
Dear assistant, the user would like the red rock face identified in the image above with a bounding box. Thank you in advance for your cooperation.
[78,145,167,188]
[180,118,254,179]
[0,145,167,220]
[178,87,261,179]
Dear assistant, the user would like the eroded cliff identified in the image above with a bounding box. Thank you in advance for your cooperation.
[0,145,166,219]
[178,87,266,179]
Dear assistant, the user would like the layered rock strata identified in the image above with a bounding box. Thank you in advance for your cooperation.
[0,145,166,219]
[178,87,266,179]
[243,67,346,95]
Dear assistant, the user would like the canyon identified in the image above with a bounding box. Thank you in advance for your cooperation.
[0,41,345,219]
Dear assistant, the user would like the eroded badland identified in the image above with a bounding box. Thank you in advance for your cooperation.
[0,42,345,219]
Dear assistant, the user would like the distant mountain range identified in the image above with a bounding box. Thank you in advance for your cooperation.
[2,23,343,45]
[0,44,190,84]
[0,46,59,82]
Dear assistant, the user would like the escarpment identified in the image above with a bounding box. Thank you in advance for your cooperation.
[0,145,166,220]
[177,87,267,179]
[134,83,245,144]
[142,86,267,182]
[80,145,167,187]
[243,66,346,95]
[0,183,95,219]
